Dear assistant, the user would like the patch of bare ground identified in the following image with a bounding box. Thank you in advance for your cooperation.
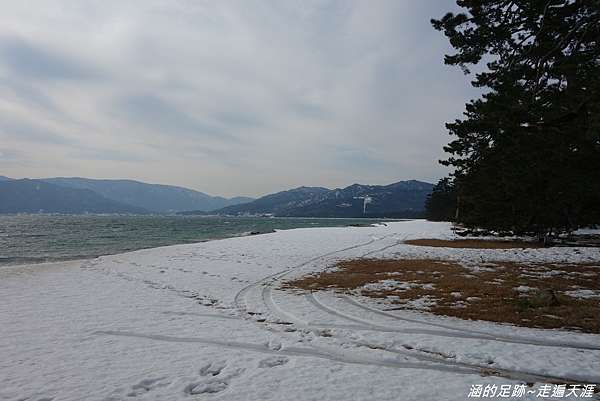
[404,238,543,249]
[284,259,600,333]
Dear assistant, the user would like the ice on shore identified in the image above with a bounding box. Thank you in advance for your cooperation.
[1,220,599,401]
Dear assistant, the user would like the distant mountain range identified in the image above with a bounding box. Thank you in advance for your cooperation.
[183,180,434,218]
[0,176,433,217]
[0,177,253,214]
[41,177,253,213]
[0,179,148,214]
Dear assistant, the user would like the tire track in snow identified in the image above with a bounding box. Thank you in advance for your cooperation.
[347,340,594,386]
[256,232,410,326]
[257,230,600,385]
[234,232,398,316]
[306,292,487,338]
[262,286,309,326]
[250,232,407,322]
[273,233,600,351]
[161,311,240,320]
[358,235,408,258]
[251,233,526,379]
[264,285,476,338]
[94,330,597,386]
[93,330,484,376]
[302,293,599,385]
[230,228,600,385]
[340,295,600,351]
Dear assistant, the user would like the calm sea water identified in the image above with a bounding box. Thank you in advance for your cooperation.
[0,214,395,266]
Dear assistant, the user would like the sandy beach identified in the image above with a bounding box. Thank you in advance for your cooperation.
[1,220,599,401]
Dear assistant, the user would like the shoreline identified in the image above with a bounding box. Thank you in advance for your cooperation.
[0,258,90,272]
[0,230,280,270]
[0,219,399,270]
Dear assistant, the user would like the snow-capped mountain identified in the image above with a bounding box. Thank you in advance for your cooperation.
[215,180,433,218]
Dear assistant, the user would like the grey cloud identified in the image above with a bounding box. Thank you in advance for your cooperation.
[0,148,22,161]
[0,78,62,115]
[0,148,38,168]
[213,111,265,128]
[333,146,393,169]
[69,147,149,162]
[0,117,72,145]
[114,94,237,141]
[0,36,102,81]
[289,101,330,120]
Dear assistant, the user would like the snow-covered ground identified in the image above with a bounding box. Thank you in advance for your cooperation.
[574,228,600,235]
[1,220,599,401]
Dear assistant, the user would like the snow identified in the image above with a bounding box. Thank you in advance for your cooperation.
[360,279,434,292]
[361,279,408,291]
[564,289,600,300]
[401,295,439,310]
[574,228,600,235]
[1,220,599,401]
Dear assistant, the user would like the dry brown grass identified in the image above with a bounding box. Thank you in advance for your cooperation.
[404,238,543,249]
[284,258,600,333]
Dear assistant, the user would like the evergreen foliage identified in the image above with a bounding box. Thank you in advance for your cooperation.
[425,178,458,222]
[430,0,600,233]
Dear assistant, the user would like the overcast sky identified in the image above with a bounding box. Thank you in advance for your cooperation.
[0,0,477,198]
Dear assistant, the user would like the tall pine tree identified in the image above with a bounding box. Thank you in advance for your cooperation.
[431,0,600,233]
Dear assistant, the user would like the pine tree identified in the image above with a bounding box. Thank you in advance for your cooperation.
[432,0,600,234]
[425,178,457,222]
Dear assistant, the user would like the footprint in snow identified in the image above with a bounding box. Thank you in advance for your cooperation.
[126,376,170,397]
[199,360,227,376]
[258,356,289,368]
[185,361,244,395]
[266,339,282,351]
